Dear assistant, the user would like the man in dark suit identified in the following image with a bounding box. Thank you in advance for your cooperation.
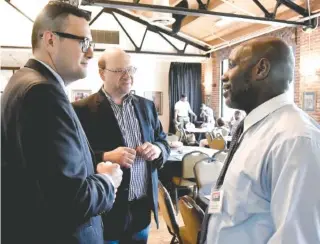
[73,47,170,243]
[1,2,122,244]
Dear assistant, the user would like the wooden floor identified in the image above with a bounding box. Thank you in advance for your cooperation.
[148,211,184,244]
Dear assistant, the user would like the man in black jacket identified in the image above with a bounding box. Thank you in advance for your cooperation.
[73,47,170,243]
[1,2,122,244]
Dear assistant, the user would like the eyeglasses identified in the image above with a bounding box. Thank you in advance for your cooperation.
[104,66,137,76]
[43,31,95,53]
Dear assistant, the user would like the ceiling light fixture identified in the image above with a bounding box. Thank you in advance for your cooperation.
[149,0,175,26]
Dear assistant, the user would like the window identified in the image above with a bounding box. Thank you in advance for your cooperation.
[220,59,238,121]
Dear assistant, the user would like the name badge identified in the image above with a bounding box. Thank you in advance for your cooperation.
[208,189,224,214]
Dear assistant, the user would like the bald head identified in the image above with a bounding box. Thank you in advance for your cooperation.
[222,37,295,114]
[98,47,135,101]
[242,37,295,90]
[98,47,130,71]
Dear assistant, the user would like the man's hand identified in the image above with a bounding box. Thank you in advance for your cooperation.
[136,142,161,161]
[103,147,136,168]
[96,161,123,189]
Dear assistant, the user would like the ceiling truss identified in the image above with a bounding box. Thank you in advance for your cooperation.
[3,0,319,57]
[4,0,210,57]
[82,0,318,28]
[92,8,210,56]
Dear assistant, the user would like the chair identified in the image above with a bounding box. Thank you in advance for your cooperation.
[193,157,223,191]
[207,132,226,150]
[172,151,209,211]
[212,127,229,137]
[167,133,183,148]
[175,126,185,142]
[178,196,204,244]
[179,128,198,146]
[167,133,180,143]
[212,149,228,163]
[158,181,191,244]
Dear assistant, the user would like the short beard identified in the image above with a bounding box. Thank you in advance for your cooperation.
[229,73,254,111]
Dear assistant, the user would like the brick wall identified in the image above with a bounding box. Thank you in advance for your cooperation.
[211,54,221,116]
[296,25,320,122]
[207,24,320,123]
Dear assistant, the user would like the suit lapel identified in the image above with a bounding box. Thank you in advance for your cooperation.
[96,89,126,146]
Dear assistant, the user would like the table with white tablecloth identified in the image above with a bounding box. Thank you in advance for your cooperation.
[168,146,218,161]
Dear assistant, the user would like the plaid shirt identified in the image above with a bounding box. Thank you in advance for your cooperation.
[102,88,148,201]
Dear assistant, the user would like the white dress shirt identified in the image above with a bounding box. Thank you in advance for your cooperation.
[35,58,68,95]
[206,93,320,244]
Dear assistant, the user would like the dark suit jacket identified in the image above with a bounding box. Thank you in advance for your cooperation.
[1,59,115,244]
[73,89,170,239]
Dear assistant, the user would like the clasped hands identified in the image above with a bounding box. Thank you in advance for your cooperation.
[103,142,161,169]
[96,143,161,200]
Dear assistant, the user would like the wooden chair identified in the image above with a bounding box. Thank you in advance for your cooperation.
[207,132,226,150]
[178,196,204,244]
[158,182,191,244]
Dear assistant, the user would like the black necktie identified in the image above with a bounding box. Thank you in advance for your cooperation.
[199,119,244,244]
[215,119,244,188]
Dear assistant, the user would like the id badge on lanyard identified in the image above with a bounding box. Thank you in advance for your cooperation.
[208,186,224,214]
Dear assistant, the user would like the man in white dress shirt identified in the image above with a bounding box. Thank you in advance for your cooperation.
[200,37,320,244]
[174,94,197,129]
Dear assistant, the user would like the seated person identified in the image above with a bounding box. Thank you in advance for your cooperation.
[200,104,215,125]
[199,117,229,147]
[213,118,230,137]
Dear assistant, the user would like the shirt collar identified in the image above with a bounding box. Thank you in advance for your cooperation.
[101,86,133,105]
[34,58,68,95]
[243,92,294,133]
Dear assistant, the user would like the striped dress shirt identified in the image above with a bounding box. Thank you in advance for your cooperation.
[102,88,148,201]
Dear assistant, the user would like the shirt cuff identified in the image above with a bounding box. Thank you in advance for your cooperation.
[102,173,115,188]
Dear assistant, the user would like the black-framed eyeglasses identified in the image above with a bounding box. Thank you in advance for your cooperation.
[104,66,137,76]
[41,31,95,53]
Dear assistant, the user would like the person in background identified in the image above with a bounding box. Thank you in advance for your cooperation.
[214,117,229,137]
[1,2,122,244]
[229,110,242,136]
[200,104,215,124]
[174,94,197,129]
[73,47,170,244]
[200,37,320,244]
[199,117,229,147]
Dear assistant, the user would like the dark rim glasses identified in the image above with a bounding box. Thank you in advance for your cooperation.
[104,66,137,76]
[41,31,95,53]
